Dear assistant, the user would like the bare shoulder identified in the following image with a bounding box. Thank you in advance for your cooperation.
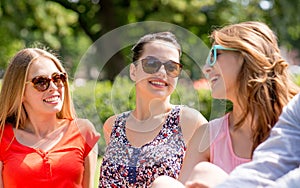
[75,118,96,131]
[180,106,207,124]
[74,118,100,149]
[103,114,119,144]
[179,106,208,145]
[75,118,100,137]
[103,115,119,135]
[103,115,118,129]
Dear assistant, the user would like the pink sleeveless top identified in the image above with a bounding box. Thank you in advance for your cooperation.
[209,113,251,173]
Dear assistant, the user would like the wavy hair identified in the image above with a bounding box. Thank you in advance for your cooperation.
[0,48,76,135]
[210,21,299,155]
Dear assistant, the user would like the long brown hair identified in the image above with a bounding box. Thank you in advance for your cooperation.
[0,48,76,135]
[210,21,299,155]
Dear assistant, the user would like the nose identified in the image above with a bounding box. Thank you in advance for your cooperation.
[155,64,167,77]
[48,81,59,91]
[203,63,212,74]
[202,63,212,78]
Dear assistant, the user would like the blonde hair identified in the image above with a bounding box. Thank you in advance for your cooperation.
[210,21,299,155]
[0,48,76,134]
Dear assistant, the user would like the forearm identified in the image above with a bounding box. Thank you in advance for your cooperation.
[83,144,98,188]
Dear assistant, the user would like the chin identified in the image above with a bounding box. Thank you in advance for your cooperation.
[53,105,63,112]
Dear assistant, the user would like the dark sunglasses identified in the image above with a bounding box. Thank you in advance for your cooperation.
[206,45,238,66]
[139,56,183,78]
[26,72,67,92]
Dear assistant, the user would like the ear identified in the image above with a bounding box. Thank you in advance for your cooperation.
[129,63,137,81]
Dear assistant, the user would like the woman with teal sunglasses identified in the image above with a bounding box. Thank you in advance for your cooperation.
[151,21,299,188]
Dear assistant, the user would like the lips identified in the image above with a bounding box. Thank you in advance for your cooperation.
[43,95,60,103]
[210,76,218,83]
[207,74,220,88]
[149,79,168,87]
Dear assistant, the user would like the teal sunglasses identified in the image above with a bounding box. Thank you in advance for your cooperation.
[206,45,238,66]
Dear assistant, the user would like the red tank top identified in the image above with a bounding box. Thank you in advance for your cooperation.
[0,120,99,188]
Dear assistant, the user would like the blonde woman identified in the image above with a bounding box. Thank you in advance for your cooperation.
[152,21,299,187]
[0,48,100,188]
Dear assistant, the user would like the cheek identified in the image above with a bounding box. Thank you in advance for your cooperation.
[134,68,150,82]
[224,68,241,92]
[23,89,36,103]
[22,92,41,111]
[218,58,242,83]
[168,78,178,90]
[61,88,65,98]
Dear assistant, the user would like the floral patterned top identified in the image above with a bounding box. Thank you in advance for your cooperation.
[99,106,186,188]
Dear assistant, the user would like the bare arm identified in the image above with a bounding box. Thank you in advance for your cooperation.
[178,123,211,184]
[82,144,98,188]
[179,106,208,145]
[151,111,209,188]
[76,119,100,188]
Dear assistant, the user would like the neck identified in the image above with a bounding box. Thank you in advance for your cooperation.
[229,102,252,132]
[24,116,59,138]
[134,97,172,121]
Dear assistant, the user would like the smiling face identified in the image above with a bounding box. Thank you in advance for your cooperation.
[22,56,65,117]
[203,47,243,101]
[130,40,181,101]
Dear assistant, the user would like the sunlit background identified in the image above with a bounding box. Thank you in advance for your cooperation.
[1,0,300,157]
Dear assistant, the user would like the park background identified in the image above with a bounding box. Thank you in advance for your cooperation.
[1,1,300,185]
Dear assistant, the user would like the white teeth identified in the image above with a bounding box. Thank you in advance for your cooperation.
[44,96,60,102]
[150,81,166,86]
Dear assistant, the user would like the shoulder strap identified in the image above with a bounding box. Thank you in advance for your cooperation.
[110,111,130,139]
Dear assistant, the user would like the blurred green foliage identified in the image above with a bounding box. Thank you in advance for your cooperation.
[0,0,91,76]
[1,0,300,80]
